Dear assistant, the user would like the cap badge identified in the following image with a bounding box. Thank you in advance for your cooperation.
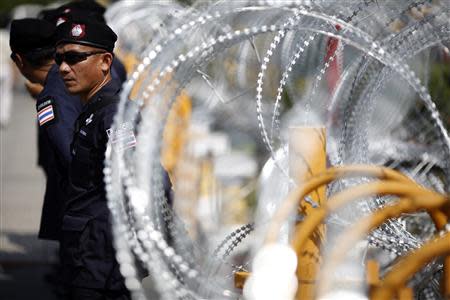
[56,17,67,26]
[71,24,86,38]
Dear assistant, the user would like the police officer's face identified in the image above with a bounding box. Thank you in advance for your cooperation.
[56,43,112,101]
[11,54,43,85]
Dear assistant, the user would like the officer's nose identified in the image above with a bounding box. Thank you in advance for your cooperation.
[59,61,71,75]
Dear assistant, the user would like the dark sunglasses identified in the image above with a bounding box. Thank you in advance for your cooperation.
[54,50,106,66]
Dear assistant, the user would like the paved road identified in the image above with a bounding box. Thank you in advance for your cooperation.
[0,88,58,300]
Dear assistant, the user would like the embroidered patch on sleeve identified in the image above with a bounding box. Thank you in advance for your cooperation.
[37,101,56,126]
[106,122,137,151]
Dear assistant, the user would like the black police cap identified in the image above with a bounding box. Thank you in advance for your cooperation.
[55,18,117,53]
[10,18,56,53]
[38,8,60,23]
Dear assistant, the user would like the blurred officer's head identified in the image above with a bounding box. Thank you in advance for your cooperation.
[59,0,106,17]
[9,18,56,84]
[39,0,106,27]
[55,18,117,102]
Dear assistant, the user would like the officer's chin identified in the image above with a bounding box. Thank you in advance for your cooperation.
[64,84,80,95]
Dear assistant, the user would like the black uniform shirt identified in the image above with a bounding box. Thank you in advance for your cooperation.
[66,78,121,218]
[61,77,130,290]
[35,61,126,240]
[36,64,82,240]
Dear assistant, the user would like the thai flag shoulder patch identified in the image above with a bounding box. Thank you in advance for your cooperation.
[36,98,57,126]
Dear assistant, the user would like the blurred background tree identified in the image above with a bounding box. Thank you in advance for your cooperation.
[1,0,193,15]
[0,0,54,13]
[429,59,450,127]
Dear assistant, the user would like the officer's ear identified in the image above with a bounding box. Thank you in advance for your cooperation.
[12,53,24,68]
[100,52,113,73]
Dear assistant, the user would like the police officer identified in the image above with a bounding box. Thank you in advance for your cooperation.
[10,18,80,240]
[10,18,128,242]
[39,0,128,84]
[55,18,130,299]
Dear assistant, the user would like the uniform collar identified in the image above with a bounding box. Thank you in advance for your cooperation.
[42,64,59,85]
[83,77,121,111]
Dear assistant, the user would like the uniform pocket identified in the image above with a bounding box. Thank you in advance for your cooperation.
[61,214,92,267]
[62,215,91,231]
[71,144,92,188]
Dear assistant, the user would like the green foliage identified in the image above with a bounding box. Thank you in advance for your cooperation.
[244,186,257,211]
[429,62,450,126]
[281,86,293,111]
[0,0,55,13]
[177,0,194,6]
